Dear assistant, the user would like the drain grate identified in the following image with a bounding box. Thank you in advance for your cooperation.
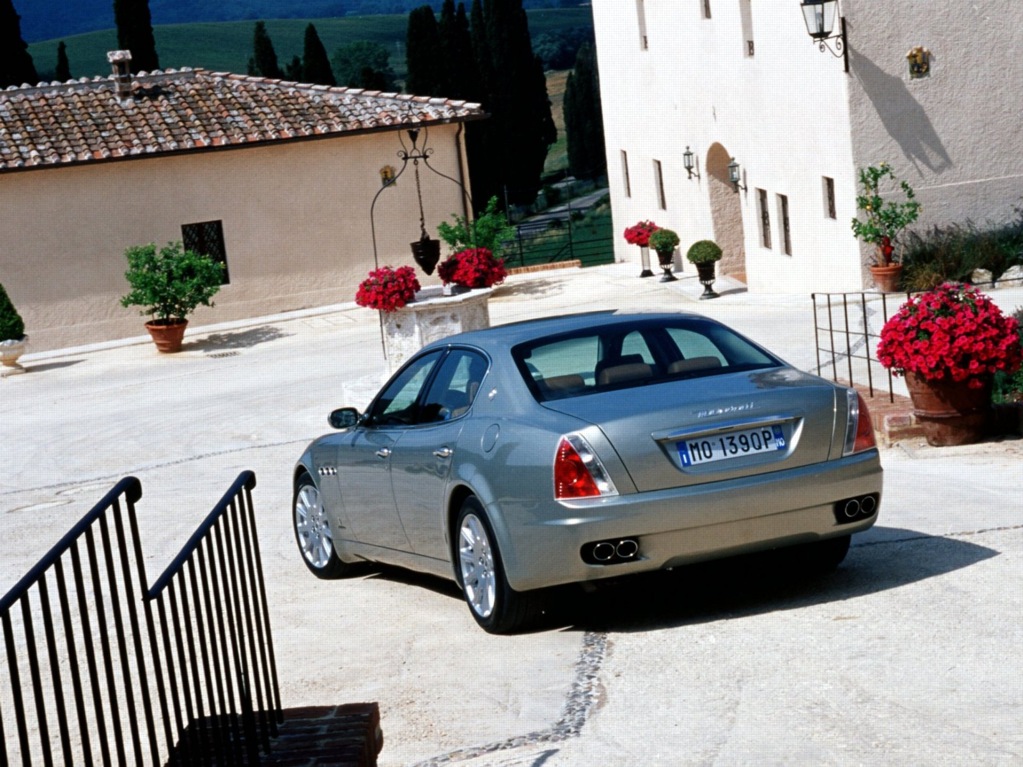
[206,351,241,359]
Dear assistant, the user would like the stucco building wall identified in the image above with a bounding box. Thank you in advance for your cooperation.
[592,0,1023,294]
[1,125,470,352]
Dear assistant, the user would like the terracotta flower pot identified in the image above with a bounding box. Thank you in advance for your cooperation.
[145,319,188,354]
[869,263,903,293]
[904,371,992,446]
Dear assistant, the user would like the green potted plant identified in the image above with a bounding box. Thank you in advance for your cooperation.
[437,196,516,259]
[686,239,723,299]
[120,241,224,353]
[648,228,680,282]
[851,162,921,292]
[0,281,28,376]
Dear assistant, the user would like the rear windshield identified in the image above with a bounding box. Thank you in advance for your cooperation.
[512,317,781,402]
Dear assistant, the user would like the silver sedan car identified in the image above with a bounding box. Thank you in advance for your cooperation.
[293,311,882,633]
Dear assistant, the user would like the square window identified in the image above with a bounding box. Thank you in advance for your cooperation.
[182,220,230,284]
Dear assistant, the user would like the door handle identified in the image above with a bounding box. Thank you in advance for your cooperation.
[375,448,391,459]
[433,447,454,459]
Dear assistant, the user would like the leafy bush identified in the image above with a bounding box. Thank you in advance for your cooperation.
[120,242,224,323]
[0,282,25,341]
[902,212,1023,291]
[686,239,723,264]
[648,228,680,254]
[994,307,1023,403]
[437,196,517,257]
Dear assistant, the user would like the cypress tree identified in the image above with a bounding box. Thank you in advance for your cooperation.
[55,41,71,81]
[251,21,283,79]
[405,6,444,96]
[464,0,500,212]
[483,0,555,206]
[0,0,38,87]
[112,0,159,73]
[302,23,336,86]
[564,42,606,180]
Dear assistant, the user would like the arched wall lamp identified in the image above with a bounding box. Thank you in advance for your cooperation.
[683,146,700,180]
[800,0,849,73]
[727,158,747,193]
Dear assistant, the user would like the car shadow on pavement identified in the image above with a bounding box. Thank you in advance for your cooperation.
[553,527,998,634]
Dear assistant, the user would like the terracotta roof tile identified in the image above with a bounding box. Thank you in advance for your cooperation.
[0,67,485,172]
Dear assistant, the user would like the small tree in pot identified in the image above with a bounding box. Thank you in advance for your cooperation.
[648,228,680,282]
[686,239,722,299]
[0,281,28,376]
[120,242,224,353]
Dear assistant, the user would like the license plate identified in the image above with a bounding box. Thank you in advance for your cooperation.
[678,425,786,467]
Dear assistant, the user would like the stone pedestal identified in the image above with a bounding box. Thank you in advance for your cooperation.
[382,286,492,373]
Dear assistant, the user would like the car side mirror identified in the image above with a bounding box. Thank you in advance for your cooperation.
[328,407,361,430]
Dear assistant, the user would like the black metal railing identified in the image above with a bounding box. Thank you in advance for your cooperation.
[0,470,280,766]
[811,291,911,401]
[507,216,614,270]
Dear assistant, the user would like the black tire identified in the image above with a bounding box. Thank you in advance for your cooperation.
[293,473,352,579]
[454,497,540,634]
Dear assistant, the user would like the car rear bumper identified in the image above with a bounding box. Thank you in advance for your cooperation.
[499,451,883,591]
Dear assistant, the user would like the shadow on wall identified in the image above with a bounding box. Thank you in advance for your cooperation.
[849,46,952,174]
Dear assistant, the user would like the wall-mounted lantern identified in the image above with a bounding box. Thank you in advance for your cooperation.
[906,46,931,78]
[683,146,700,180]
[800,0,849,72]
[727,158,747,193]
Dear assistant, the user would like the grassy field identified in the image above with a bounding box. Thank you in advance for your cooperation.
[26,8,593,81]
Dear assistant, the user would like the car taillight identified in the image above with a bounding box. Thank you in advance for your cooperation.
[843,389,877,456]
[554,434,618,500]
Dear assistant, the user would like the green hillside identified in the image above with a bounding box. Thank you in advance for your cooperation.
[26,9,593,82]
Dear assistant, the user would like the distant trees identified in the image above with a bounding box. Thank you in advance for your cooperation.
[0,0,38,87]
[563,42,606,180]
[55,41,71,81]
[405,0,556,210]
[301,23,335,85]
[248,21,283,78]
[331,41,396,90]
[113,0,159,73]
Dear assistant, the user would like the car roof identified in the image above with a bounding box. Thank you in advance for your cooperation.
[424,309,712,352]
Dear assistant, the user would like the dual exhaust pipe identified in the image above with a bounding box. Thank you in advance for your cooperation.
[834,493,879,524]
[582,537,640,566]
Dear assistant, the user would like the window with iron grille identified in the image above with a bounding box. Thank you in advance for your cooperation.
[777,193,792,255]
[702,0,712,19]
[757,188,771,249]
[622,150,632,198]
[823,176,837,219]
[740,0,754,57]
[637,0,649,49]
[182,220,230,284]
[654,159,666,210]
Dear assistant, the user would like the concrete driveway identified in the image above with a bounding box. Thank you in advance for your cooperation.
[2,264,1021,766]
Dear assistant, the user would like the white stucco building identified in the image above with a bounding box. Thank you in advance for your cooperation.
[592,1,1023,293]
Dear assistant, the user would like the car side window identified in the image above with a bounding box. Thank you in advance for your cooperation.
[419,349,489,423]
[369,351,442,426]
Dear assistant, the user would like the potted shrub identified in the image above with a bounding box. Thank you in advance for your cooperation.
[877,282,1022,445]
[437,247,507,293]
[437,196,516,259]
[686,239,723,299]
[851,162,921,292]
[120,242,224,353]
[0,281,28,377]
[648,228,680,282]
[355,265,422,312]
[623,220,659,277]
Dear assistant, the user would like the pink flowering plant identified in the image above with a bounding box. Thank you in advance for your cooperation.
[623,220,659,247]
[355,265,421,312]
[437,247,507,289]
[877,282,1022,388]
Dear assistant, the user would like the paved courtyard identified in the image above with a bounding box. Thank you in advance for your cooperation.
[2,263,1022,765]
